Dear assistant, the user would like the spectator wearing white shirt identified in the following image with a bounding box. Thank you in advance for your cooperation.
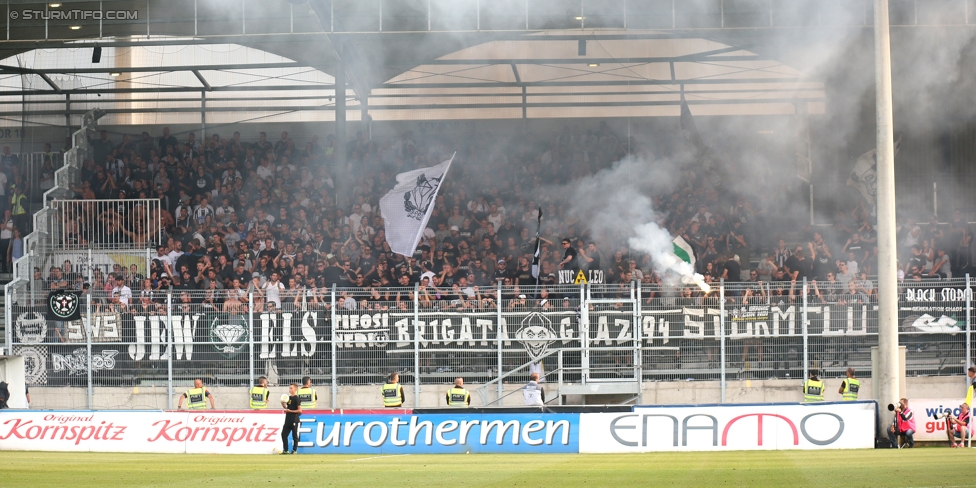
[194,197,215,225]
[109,273,132,306]
[262,272,285,309]
[153,245,174,268]
[256,157,275,181]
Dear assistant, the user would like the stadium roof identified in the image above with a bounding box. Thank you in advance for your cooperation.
[0,0,968,123]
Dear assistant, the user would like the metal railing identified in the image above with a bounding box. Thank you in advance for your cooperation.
[50,199,161,251]
[5,278,972,409]
[20,151,65,201]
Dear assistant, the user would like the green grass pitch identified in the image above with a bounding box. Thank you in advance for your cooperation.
[0,449,972,487]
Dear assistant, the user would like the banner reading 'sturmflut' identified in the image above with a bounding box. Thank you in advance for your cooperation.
[380,154,455,257]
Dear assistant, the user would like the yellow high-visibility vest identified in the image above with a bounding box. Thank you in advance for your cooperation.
[249,386,269,409]
[447,387,470,408]
[296,387,316,409]
[842,378,860,401]
[185,387,208,410]
[10,194,25,216]
[382,383,403,407]
[803,379,824,402]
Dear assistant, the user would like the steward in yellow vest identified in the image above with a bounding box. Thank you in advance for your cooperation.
[446,377,470,408]
[250,376,270,409]
[838,368,860,401]
[803,370,825,402]
[178,378,215,410]
[297,375,317,409]
[382,372,405,407]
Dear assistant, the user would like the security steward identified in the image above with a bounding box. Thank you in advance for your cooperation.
[249,376,270,409]
[297,376,317,409]
[446,377,471,407]
[178,378,216,410]
[838,368,860,401]
[10,185,27,234]
[382,372,406,408]
[803,369,825,402]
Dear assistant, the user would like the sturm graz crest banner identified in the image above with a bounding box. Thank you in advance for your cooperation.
[47,290,82,321]
[379,154,454,257]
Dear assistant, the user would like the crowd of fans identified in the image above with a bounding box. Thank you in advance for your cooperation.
[18,120,974,312]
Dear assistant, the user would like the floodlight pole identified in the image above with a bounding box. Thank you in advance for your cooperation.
[874,0,900,407]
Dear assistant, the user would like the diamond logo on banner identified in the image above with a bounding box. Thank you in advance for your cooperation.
[210,315,249,358]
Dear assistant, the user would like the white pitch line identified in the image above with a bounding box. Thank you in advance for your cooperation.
[346,453,411,462]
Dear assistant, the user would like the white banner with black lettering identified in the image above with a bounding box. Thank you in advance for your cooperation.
[578,402,876,452]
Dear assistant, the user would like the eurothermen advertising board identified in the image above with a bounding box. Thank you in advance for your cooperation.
[295,413,580,454]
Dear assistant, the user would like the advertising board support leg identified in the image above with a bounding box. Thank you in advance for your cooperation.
[413,283,420,407]
[496,280,503,403]
[330,285,338,409]
[86,291,93,409]
[248,291,254,389]
[719,279,725,403]
[166,290,173,409]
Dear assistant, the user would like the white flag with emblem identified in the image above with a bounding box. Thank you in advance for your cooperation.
[380,154,455,257]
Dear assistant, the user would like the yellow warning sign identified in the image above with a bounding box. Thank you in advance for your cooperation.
[573,270,588,285]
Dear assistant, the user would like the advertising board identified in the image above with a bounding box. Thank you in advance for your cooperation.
[0,410,283,454]
[0,410,579,454]
[296,413,579,454]
[905,398,972,442]
[578,402,876,452]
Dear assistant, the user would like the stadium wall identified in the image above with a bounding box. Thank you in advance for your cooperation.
[24,376,962,411]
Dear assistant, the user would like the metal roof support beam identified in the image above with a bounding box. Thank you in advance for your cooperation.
[423,55,762,65]
[0,84,335,97]
[0,96,816,117]
[0,61,305,75]
[192,70,211,91]
[382,77,808,89]
[38,73,61,92]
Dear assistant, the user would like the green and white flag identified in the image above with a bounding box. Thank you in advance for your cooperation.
[672,236,696,267]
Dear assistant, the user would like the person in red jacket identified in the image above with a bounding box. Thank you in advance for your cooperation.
[887,398,916,448]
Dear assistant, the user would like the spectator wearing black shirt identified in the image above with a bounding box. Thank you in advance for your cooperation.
[280,383,301,454]
[579,242,601,272]
[559,238,578,271]
[158,127,179,156]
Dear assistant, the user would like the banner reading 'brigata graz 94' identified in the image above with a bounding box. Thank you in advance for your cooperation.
[578,402,876,452]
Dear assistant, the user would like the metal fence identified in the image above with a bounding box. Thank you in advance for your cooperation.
[5,277,973,409]
[50,199,162,250]
[21,151,65,201]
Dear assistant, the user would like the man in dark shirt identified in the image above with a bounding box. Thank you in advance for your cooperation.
[158,127,179,156]
[559,238,578,271]
[280,382,301,454]
[723,253,741,281]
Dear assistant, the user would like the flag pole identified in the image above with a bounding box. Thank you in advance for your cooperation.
[532,207,543,294]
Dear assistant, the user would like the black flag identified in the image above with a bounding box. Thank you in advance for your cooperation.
[47,289,82,321]
[532,207,543,286]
